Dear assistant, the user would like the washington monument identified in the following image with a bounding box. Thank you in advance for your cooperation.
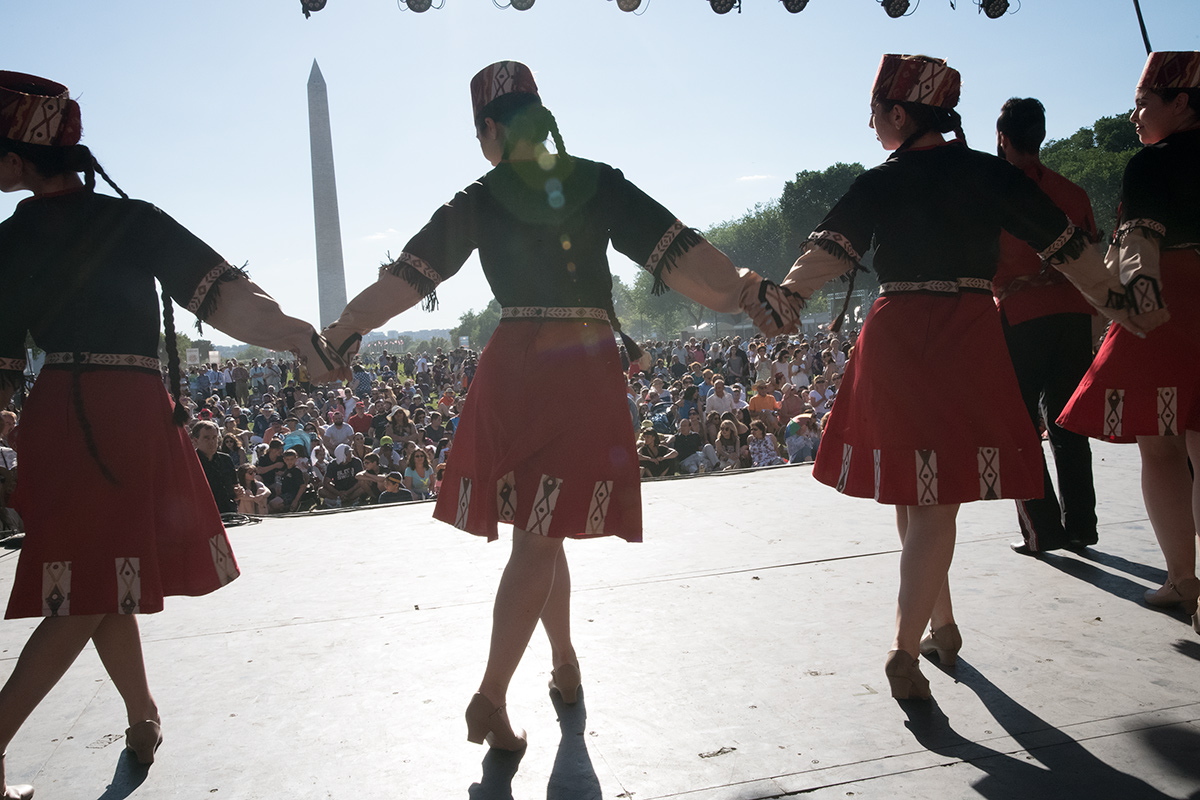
[307,60,348,330]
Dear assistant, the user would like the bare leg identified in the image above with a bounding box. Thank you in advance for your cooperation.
[539,548,577,670]
[0,615,104,753]
[895,506,955,634]
[91,615,159,727]
[892,504,960,657]
[1138,434,1197,584]
[477,528,564,705]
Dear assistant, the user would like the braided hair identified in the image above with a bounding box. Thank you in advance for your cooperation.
[875,101,967,152]
[475,93,571,161]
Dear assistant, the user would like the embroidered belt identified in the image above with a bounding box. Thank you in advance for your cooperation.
[879,277,994,295]
[500,306,611,324]
[43,352,162,371]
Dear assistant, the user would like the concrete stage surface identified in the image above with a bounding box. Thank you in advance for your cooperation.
[1,441,1198,800]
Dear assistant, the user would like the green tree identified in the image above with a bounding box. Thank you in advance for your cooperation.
[449,300,501,349]
[1041,111,1138,240]
[158,330,193,366]
[779,162,867,271]
[705,201,793,281]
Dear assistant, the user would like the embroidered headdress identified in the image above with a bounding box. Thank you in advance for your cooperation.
[0,70,82,147]
[871,54,961,109]
[1137,51,1200,90]
[470,61,539,119]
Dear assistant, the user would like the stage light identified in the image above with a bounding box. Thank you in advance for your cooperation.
[300,0,327,18]
[882,0,909,17]
[782,0,809,11]
[710,0,739,13]
[406,0,432,10]
[511,0,535,8]
[617,0,642,9]
[980,0,1008,17]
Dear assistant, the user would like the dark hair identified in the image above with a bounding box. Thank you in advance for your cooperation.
[474,92,568,161]
[996,97,1046,155]
[875,99,967,151]
[237,464,257,488]
[1151,87,1200,117]
[0,136,194,427]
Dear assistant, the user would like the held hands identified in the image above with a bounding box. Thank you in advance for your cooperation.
[318,322,362,383]
[739,276,805,337]
[294,329,348,384]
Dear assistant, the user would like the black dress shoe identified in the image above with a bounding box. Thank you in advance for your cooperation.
[1010,541,1040,555]
[1067,533,1099,550]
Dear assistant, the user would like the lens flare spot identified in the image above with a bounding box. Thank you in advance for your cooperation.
[560,234,572,251]
[537,151,556,171]
[567,262,576,273]
[548,191,565,209]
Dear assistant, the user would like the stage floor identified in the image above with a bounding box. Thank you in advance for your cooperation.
[1,441,1197,800]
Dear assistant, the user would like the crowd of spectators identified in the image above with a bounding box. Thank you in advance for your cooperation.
[627,330,855,478]
[1,330,850,522]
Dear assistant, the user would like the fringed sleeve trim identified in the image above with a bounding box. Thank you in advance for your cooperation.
[803,231,869,285]
[644,221,704,296]
[188,261,252,324]
[1112,218,1167,245]
[382,251,442,312]
[804,230,862,265]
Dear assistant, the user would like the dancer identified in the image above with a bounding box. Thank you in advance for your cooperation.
[993,97,1101,554]
[321,61,786,749]
[1059,51,1200,633]
[0,71,340,798]
[748,54,1153,700]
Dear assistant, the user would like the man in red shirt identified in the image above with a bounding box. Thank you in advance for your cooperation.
[347,400,374,441]
[994,97,1100,554]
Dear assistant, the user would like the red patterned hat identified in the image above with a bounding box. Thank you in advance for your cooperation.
[872,54,961,109]
[470,61,540,119]
[0,70,82,147]
[1137,51,1200,90]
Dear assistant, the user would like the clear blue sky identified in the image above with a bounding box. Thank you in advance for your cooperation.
[5,1,1198,344]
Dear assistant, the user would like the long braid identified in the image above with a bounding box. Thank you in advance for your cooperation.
[545,108,569,159]
[92,156,129,198]
[162,285,188,426]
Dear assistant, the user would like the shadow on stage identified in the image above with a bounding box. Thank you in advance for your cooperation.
[900,658,1191,800]
[92,749,150,800]
[468,688,602,800]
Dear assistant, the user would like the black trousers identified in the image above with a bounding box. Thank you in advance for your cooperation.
[1002,311,1099,549]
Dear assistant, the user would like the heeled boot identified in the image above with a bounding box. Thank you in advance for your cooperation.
[884,650,931,700]
[465,693,527,751]
[918,623,962,666]
[125,720,163,766]
[548,663,581,705]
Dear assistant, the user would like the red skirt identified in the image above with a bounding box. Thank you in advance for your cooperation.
[813,292,1043,506]
[1058,251,1200,442]
[6,369,239,619]
[433,319,642,542]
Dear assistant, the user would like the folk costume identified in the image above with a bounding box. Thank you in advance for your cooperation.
[775,55,1130,507]
[323,61,773,542]
[994,159,1100,550]
[1059,52,1200,442]
[0,71,336,618]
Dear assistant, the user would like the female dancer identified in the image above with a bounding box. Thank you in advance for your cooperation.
[321,61,783,749]
[748,54,1151,699]
[0,71,339,797]
[1059,51,1200,632]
